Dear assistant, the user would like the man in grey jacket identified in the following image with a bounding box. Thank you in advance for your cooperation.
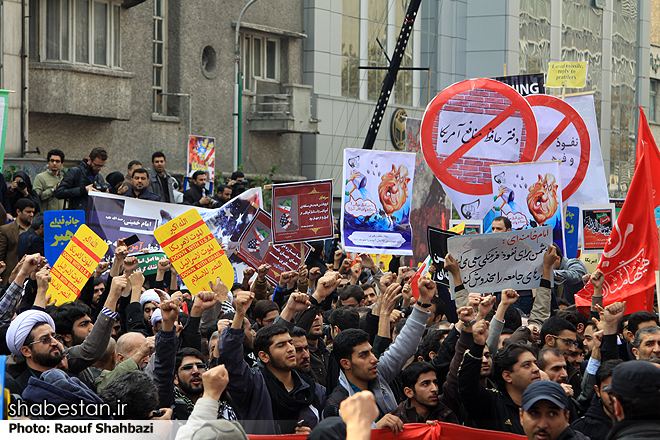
[323,278,433,433]
[147,152,175,203]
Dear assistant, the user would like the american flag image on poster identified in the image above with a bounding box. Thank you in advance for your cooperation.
[247,227,269,253]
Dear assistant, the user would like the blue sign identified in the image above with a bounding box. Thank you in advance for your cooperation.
[564,206,579,259]
[0,355,5,419]
[44,210,85,266]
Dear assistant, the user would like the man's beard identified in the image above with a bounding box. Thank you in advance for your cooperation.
[70,332,86,347]
[177,374,204,398]
[33,347,65,368]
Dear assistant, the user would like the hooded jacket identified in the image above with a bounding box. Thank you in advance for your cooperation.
[571,394,614,440]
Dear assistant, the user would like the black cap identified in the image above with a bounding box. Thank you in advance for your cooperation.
[611,360,660,398]
[521,380,570,412]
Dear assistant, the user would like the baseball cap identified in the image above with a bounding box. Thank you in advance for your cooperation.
[521,380,570,412]
[610,360,660,398]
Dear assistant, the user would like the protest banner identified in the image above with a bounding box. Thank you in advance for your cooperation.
[154,209,233,294]
[420,78,538,221]
[610,198,624,217]
[188,135,216,180]
[271,179,333,245]
[546,61,588,88]
[0,90,9,170]
[493,73,545,96]
[527,94,589,201]
[489,161,565,252]
[87,192,211,259]
[47,225,108,305]
[447,226,553,293]
[564,206,580,259]
[245,422,525,440]
[427,226,458,287]
[0,355,5,420]
[581,203,615,252]
[575,108,659,313]
[450,219,480,234]
[341,148,415,255]
[44,210,85,266]
[563,94,609,206]
[237,209,311,284]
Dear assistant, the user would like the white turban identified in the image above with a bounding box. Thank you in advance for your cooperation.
[140,289,169,307]
[150,308,163,328]
[6,310,56,357]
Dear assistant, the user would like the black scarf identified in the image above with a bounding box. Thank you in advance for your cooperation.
[259,365,318,434]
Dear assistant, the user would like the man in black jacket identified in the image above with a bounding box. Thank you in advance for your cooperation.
[124,168,161,201]
[571,359,621,439]
[606,361,660,440]
[54,147,108,211]
[183,171,218,208]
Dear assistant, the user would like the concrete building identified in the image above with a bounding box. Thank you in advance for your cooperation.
[1,0,316,184]
[302,0,652,200]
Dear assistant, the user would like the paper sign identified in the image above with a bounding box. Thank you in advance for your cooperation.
[136,252,167,276]
[564,206,580,259]
[447,226,553,293]
[154,209,233,294]
[44,210,85,266]
[188,135,215,180]
[47,225,108,306]
[546,61,588,88]
[493,73,546,96]
[581,203,615,252]
[271,179,334,245]
[451,219,481,235]
[427,226,458,287]
[237,209,311,285]
[341,148,416,255]
[580,253,601,273]
[489,161,565,253]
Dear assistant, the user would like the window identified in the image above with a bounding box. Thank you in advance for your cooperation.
[30,0,121,67]
[393,0,413,106]
[367,0,388,101]
[153,0,166,114]
[341,0,360,98]
[651,79,659,123]
[242,33,280,90]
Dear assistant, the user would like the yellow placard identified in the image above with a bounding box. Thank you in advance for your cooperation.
[546,62,588,88]
[47,224,108,306]
[449,222,466,235]
[154,209,234,294]
[580,253,601,273]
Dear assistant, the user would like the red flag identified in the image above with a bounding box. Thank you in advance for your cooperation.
[635,106,660,207]
[410,256,431,301]
[575,108,659,313]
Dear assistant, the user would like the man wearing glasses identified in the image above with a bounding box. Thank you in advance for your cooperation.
[55,147,109,212]
[539,316,582,397]
[33,149,66,212]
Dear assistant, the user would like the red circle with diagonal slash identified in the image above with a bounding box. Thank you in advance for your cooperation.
[421,78,538,196]
[526,94,590,201]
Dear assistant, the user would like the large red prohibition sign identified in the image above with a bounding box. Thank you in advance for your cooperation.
[526,94,591,201]
[421,78,538,196]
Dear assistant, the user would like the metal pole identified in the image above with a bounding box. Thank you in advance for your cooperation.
[234,0,260,172]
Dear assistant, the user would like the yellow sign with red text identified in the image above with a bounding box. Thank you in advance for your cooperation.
[154,209,233,294]
[47,224,108,306]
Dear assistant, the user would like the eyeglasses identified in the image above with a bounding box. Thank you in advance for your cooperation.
[29,333,63,346]
[180,362,207,372]
[91,161,105,169]
[552,335,576,347]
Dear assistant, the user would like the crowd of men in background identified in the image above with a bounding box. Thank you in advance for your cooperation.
[0,147,659,440]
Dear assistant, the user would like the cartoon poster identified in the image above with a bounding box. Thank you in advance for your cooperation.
[187,135,216,180]
[271,179,333,245]
[237,209,311,285]
[44,210,85,266]
[581,203,616,252]
[341,148,416,255]
[154,209,234,294]
[489,161,565,253]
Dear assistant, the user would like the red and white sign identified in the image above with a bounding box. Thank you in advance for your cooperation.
[526,94,590,201]
[421,78,538,221]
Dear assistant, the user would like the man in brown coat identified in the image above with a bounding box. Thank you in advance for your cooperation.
[0,198,36,284]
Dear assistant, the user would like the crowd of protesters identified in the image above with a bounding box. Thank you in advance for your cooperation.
[0,148,659,440]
